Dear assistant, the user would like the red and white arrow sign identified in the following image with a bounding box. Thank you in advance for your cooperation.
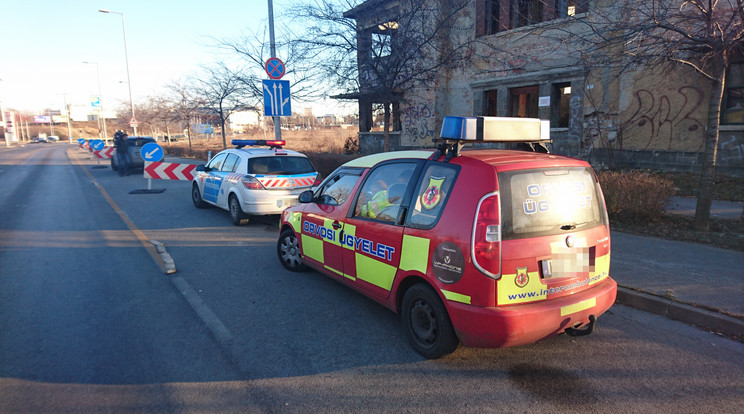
[94,147,115,159]
[144,161,197,181]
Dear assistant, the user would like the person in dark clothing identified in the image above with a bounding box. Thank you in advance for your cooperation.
[113,130,130,176]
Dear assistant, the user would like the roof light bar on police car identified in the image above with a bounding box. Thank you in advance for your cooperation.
[440,116,550,142]
[232,139,286,149]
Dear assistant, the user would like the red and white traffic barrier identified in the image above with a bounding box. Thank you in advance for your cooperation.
[144,161,197,181]
[94,147,115,159]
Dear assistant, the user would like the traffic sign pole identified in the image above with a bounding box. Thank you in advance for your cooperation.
[267,0,281,142]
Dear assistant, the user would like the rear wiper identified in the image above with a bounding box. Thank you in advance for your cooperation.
[560,222,588,231]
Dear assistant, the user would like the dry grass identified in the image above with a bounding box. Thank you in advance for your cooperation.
[162,128,361,177]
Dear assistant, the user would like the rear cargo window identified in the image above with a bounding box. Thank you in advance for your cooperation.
[499,167,605,239]
[248,156,315,175]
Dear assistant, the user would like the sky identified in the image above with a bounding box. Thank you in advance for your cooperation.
[0,0,351,116]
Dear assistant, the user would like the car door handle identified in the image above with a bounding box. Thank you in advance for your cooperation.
[332,221,342,229]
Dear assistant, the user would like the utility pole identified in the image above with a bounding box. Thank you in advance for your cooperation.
[268,0,281,142]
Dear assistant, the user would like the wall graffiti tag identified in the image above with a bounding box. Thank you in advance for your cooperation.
[402,103,435,144]
[624,86,705,151]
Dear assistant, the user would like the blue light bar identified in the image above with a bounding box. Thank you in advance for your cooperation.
[232,139,286,148]
[440,116,549,142]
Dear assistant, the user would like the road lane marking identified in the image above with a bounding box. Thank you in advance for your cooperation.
[68,148,239,363]
[68,148,168,274]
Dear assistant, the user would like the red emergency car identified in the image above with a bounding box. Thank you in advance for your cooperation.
[277,116,617,358]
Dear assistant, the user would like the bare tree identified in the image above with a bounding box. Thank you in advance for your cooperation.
[291,0,476,151]
[193,62,254,149]
[215,25,326,112]
[167,78,206,153]
[570,0,744,231]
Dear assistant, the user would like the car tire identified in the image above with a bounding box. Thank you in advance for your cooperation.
[277,229,309,272]
[229,194,248,225]
[192,182,208,209]
[401,283,459,359]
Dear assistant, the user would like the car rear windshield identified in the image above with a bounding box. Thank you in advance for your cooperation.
[248,156,315,175]
[499,167,606,240]
[128,137,155,146]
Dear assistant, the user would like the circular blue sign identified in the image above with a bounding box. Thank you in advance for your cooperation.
[265,57,285,80]
[91,139,105,151]
[141,142,164,162]
[77,138,85,145]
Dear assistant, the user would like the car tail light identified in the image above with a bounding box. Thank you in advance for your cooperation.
[472,192,501,278]
[312,174,323,186]
[241,175,265,190]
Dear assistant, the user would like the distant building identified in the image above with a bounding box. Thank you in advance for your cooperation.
[230,110,262,132]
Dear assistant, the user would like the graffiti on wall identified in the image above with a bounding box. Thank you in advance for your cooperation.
[568,95,583,155]
[721,135,744,162]
[402,103,435,145]
[624,86,705,151]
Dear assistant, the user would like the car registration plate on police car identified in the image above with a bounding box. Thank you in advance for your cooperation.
[278,198,298,208]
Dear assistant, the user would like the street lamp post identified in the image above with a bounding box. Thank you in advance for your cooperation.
[99,9,137,135]
[82,61,108,139]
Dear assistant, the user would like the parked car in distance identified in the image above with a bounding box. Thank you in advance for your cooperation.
[111,136,157,173]
[30,136,48,143]
[47,135,60,142]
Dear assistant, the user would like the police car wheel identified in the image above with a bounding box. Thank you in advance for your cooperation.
[229,194,248,225]
[277,229,309,272]
[192,183,208,209]
[401,284,458,359]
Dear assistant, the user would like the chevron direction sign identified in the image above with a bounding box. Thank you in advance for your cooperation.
[144,161,197,181]
[93,147,115,159]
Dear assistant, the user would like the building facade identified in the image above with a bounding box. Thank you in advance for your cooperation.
[345,0,744,176]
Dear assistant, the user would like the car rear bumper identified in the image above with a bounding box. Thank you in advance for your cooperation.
[242,194,301,215]
[446,277,617,348]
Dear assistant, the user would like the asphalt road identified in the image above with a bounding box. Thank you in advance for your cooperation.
[1,143,742,413]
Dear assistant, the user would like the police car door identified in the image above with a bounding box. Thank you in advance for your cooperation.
[214,153,241,208]
[299,169,363,278]
[202,153,227,205]
[344,162,420,302]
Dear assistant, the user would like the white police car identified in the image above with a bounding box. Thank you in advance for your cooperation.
[192,140,320,225]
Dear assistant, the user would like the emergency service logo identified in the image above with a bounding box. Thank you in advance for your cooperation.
[515,267,529,288]
[421,176,445,210]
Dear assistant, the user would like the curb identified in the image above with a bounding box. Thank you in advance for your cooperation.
[616,287,744,342]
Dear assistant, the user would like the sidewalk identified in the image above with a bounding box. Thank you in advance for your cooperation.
[611,198,744,341]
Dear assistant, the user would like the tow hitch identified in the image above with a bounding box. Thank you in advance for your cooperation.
[565,314,596,337]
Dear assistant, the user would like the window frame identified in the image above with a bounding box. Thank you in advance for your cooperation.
[314,168,363,207]
[722,61,744,125]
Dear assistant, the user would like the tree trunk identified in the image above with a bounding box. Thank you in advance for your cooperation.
[694,58,727,231]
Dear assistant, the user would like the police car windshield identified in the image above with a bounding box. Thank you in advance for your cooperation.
[248,156,315,175]
[499,167,605,239]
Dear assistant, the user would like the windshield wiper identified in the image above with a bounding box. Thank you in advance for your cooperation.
[560,222,588,231]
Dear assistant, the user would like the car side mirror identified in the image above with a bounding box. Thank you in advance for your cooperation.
[196,164,207,172]
[299,190,314,203]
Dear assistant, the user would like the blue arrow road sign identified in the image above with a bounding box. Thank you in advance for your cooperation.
[141,142,164,162]
[91,139,105,151]
[263,79,291,117]
[77,138,85,145]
